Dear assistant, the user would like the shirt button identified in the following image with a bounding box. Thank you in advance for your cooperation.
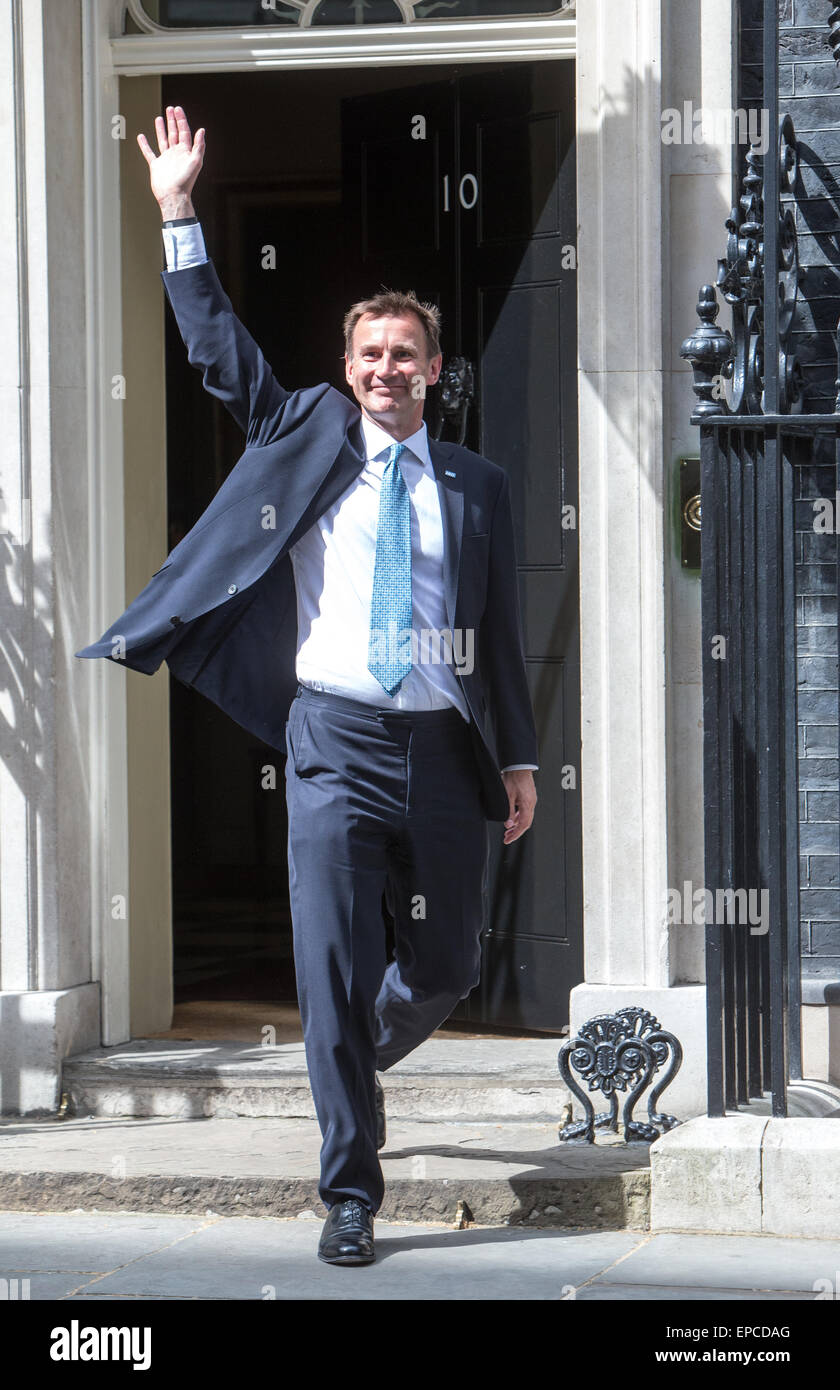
[227,583,237,595]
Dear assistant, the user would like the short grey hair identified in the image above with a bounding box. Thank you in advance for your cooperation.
[343,288,442,361]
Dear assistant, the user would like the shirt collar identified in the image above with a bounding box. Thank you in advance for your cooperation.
[360,413,431,470]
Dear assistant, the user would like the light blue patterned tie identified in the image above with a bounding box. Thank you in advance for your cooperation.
[368,442,412,696]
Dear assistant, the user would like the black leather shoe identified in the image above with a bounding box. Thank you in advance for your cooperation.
[375,1073,386,1151]
[318,1199,375,1265]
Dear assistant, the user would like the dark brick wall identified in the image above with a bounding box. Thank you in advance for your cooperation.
[740,0,840,978]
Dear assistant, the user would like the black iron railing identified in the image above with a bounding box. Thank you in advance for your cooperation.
[693,414,834,1116]
[680,0,840,1116]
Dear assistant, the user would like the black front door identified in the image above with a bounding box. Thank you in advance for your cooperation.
[341,63,582,1029]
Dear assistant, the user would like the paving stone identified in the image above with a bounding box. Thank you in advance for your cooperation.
[46,1220,644,1301]
[592,1231,840,1293]
[0,1211,830,1301]
[0,1273,88,1300]
[0,1210,207,1272]
[575,1283,818,1301]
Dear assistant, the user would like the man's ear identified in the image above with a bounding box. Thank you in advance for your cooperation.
[427,353,443,387]
[344,351,354,385]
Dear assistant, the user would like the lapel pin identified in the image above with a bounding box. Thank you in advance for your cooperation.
[445,469,457,478]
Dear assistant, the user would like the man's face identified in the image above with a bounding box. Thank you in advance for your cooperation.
[345,311,442,438]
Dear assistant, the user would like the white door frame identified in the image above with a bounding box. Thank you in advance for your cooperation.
[82,1,131,1045]
[116,0,576,74]
[83,0,577,1041]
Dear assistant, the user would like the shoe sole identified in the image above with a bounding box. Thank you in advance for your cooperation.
[317,1250,376,1266]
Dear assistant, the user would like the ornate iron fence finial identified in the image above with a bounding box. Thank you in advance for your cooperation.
[680,285,735,417]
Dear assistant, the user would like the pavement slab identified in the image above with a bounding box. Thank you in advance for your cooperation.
[593,1230,840,1294]
[0,1211,835,1301]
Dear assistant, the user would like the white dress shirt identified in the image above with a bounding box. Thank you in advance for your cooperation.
[290,413,470,718]
[162,222,537,773]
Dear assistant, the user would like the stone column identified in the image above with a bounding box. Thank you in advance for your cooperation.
[0,0,115,1113]
[570,0,734,1115]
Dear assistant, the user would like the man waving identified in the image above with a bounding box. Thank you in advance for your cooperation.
[77,106,538,1266]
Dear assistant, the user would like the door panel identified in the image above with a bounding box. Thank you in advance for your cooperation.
[361,137,440,258]
[342,80,455,340]
[478,282,566,564]
[478,112,562,244]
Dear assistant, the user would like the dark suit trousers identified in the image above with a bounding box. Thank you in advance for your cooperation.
[285,685,490,1215]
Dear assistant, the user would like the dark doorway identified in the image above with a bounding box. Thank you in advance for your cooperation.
[163,60,581,1031]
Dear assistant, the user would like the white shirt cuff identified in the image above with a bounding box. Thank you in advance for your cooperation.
[500,764,538,773]
[162,221,207,272]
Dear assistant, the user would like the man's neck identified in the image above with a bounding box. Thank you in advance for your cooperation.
[360,407,425,444]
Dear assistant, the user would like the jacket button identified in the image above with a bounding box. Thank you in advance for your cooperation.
[169,615,181,626]
[227,583,237,595]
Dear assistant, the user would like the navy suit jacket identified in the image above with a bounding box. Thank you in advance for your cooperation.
[75,258,538,822]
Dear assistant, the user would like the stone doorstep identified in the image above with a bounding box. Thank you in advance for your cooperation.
[0,1116,651,1231]
[62,1080,570,1122]
[0,1171,651,1231]
[47,1040,652,1228]
[61,1038,573,1122]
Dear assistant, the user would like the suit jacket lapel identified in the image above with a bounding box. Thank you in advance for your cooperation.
[429,439,464,633]
[284,413,367,551]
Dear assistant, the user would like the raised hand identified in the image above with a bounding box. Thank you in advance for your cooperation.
[137,105,205,222]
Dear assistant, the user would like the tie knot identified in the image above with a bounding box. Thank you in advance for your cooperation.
[387,442,405,467]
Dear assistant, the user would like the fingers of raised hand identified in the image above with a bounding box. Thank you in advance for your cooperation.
[151,106,199,162]
[174,105,193,149]
[137,132,155,166]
